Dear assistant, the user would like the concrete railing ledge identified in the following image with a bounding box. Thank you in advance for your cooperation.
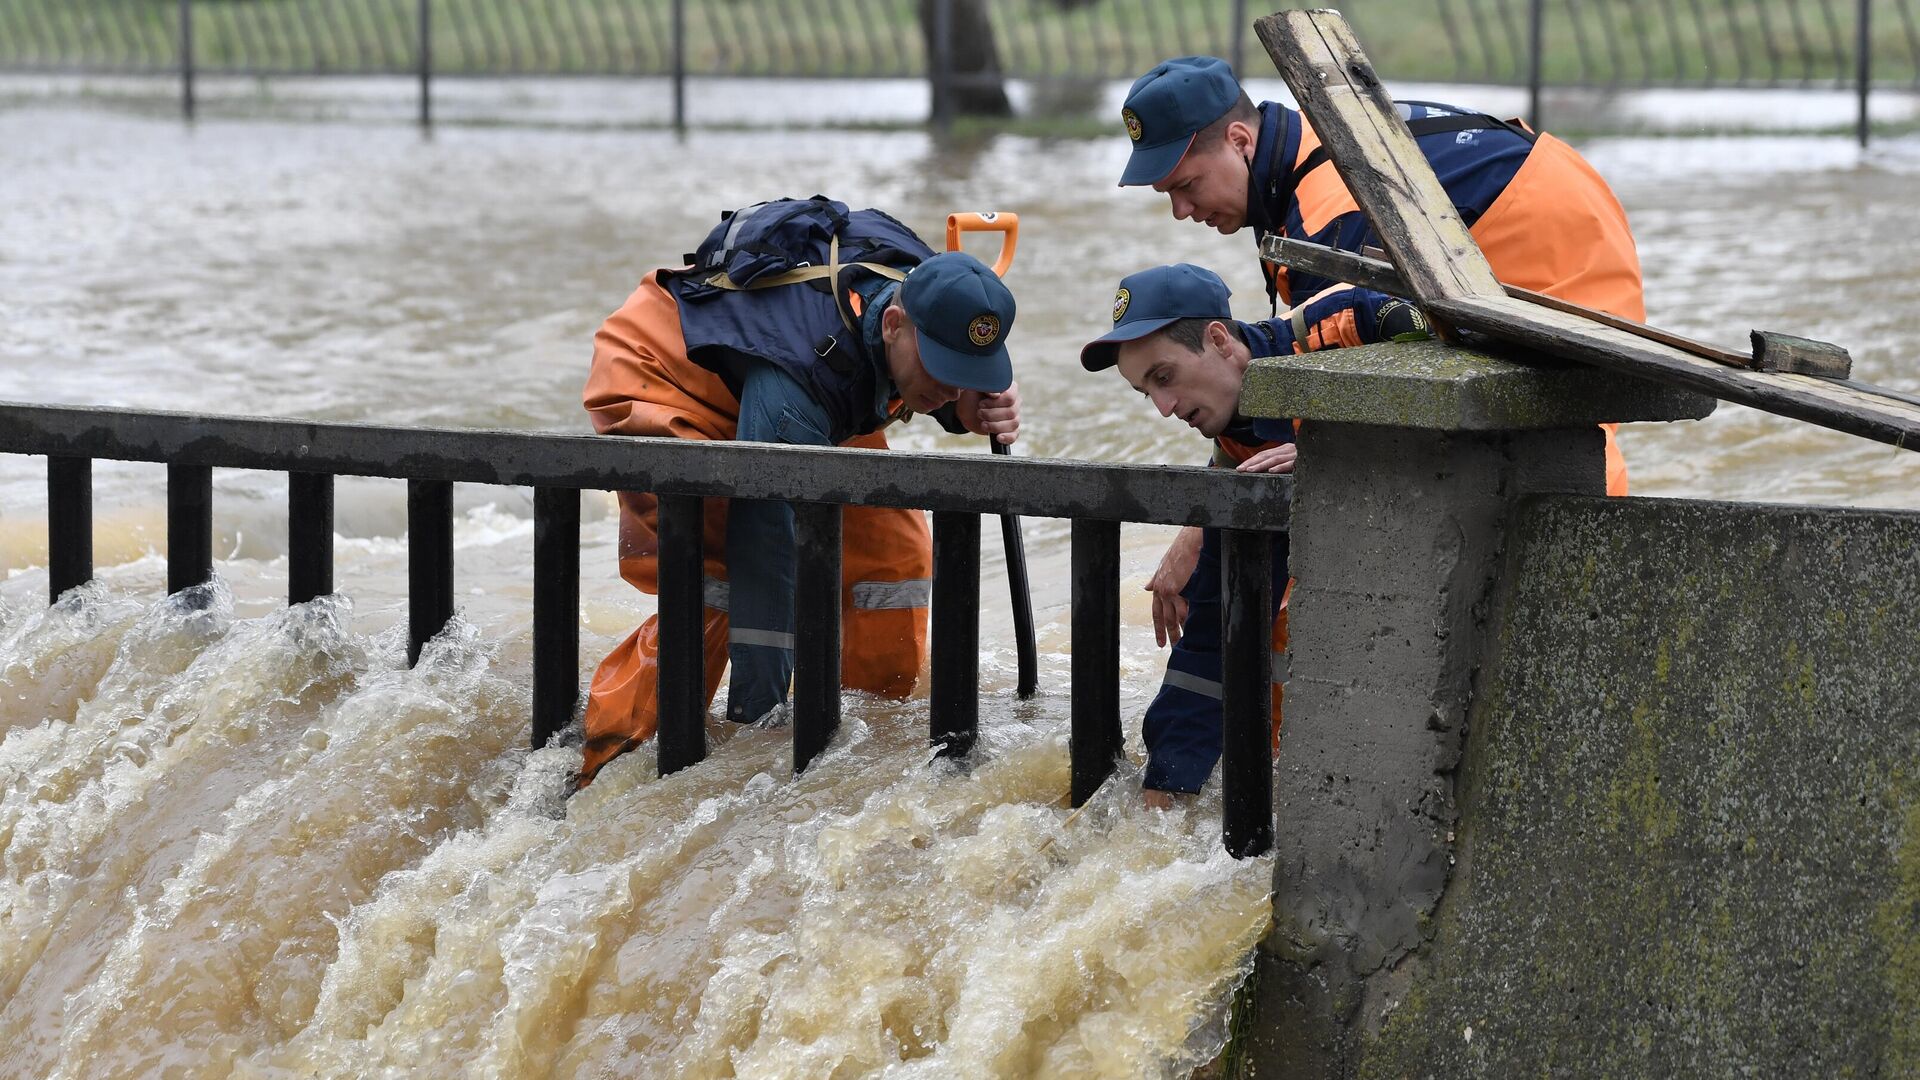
[1239,338,1716,430]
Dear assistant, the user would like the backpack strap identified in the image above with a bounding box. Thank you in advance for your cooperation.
[1281,110,1537,212]
[696,234,909,294]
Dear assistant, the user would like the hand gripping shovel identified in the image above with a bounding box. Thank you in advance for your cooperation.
[946,212,1037,699]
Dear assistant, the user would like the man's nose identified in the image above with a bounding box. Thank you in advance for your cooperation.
[1170,194,1193,221]
[1152,390,1177,417]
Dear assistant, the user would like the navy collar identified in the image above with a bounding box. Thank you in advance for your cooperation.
[858,279,900,419]
[1236,318,1288,360]
[1245,102,1296,239]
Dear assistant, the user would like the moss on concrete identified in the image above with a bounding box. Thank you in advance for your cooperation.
[1354,496,1920,1077]
[1238,340,1714,430]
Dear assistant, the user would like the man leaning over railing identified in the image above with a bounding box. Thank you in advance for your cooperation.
[577,196,1022,788]
[1099,54,1648,807]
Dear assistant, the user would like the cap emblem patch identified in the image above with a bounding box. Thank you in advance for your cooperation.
[1112,287,1131,323]
[967,313,1001,347]
[1123,108,1143,142]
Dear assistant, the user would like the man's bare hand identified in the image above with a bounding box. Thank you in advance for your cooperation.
[1146,525,1204,648]
[957,382,1021,445]
[1235,443,1298,473]
[1143,788,1176,811]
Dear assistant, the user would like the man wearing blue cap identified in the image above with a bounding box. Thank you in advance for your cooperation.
[576,197,1021,787]
[1081,262,1305,805]
[1117,54,1641,496]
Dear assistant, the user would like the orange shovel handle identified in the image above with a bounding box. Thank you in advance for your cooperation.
[945,211,1019,276]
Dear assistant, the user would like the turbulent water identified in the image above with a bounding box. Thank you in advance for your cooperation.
[3,100,1920,1077]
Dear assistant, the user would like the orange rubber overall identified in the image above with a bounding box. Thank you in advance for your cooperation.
[577,271,930,786]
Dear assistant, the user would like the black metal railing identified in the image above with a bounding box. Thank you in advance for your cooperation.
[0,400,1288,857]
[5,2,1917,134]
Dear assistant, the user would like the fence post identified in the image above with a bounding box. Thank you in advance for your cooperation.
[656,493,708,775]
[288,471,334,604]
[931,0,954,131]
[1221,528,1274,858]
[167,462,213,595]
[407,478,454,666]
[532,487,581,750]
[930,510,981,759]
[178,0,194,121]
[672,0,687,132]
[1069,518,1121,806]
[1526,0,1544,130]
[793,502,843,773]
[47,456,92,603]
[1857,0,1872,148]
[417,0,432,128]
[1231,0,1248,77]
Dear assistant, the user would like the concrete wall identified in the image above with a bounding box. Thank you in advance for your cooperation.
[1354,495,1920,1077]
[1237,341,1920,1076]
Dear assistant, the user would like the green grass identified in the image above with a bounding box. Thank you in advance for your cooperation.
[2,1,1914,88]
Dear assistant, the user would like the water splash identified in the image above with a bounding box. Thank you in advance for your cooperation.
[0,582,1270,1079]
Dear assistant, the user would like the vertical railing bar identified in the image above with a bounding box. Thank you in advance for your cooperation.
[1685,0,1718,84]
[1720,0,1751,83]
[406,477,454,667]
[417,0,432,127]
[931,0,954,130]
[1657,0,1690,82]
[1604,0,1631,84]
[1069,517,1121,807]
[1625,0,1659,85]
[178,0,194,120]
[1527,0,1544,127]
[1230,0,1248,77]
[1490,0,1527,81]
[46,456,92,603]
[1816,0,1849,86]
[532,486,581,750]
[656,493,708,775]
[672,0,686,131]
[1782,0,1817,83]
[288,471,334,604]
[793,501,843,773]
[930,509,981,760]
[1436,0,1473,81]
[1898,0,1920,90]
[1859,0,1873,146]
[166,462,213,595]
[1221,528,1275,859]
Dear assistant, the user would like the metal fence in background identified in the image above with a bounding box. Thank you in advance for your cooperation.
[3,1,1917,132]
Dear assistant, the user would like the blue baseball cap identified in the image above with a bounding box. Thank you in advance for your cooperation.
[1119,56,1242,187]
[1080,263,1232,371]
[900,251,1016,394]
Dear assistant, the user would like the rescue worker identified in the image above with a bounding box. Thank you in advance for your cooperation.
[1081,264,1305,806]
[1102,56,1645,803]
[579,196,1021,788]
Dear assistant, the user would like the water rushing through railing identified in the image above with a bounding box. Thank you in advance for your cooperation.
[0,581,1271,1077]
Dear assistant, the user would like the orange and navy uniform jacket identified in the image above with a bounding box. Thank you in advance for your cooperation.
[1246,98,1643,495]
[576,266,951,788]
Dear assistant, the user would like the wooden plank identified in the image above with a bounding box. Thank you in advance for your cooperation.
[1751,331,1854,378]
[1267,235,1755,369]
[1428,295,1920,451]
[1254,9,1504,302]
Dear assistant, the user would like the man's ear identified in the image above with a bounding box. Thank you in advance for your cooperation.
[881,302,906,341]
[1207,319,1236,353]
[1224,119,1257,162]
